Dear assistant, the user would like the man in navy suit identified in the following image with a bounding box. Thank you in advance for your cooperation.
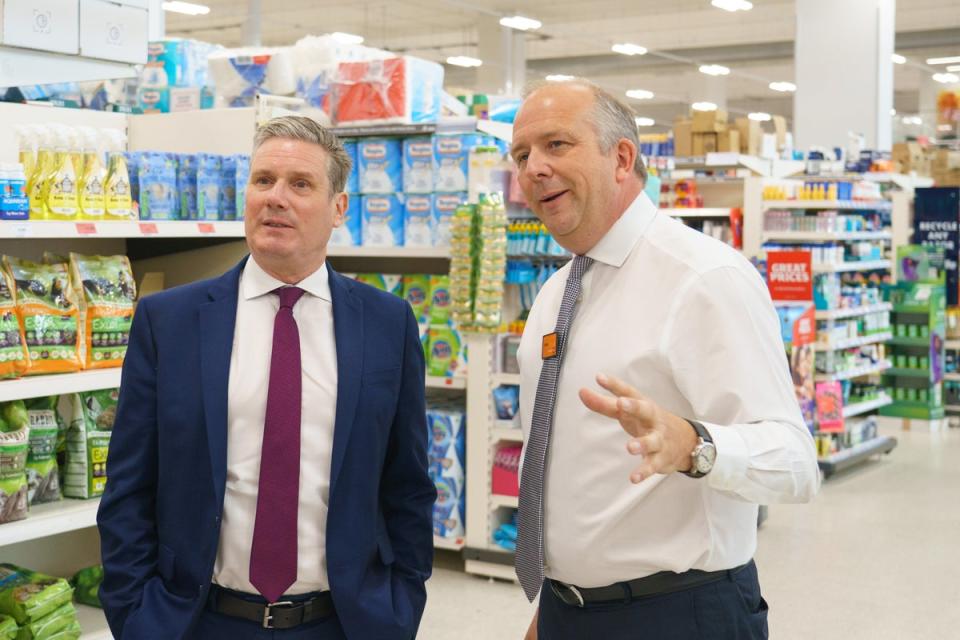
[98,116,435,639]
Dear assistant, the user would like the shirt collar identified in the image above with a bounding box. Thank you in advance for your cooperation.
[242,256,331,302]
[585,192,659,268]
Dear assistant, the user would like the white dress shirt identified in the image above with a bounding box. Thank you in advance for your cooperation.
[518,192,820,588]
[213,257,338,594]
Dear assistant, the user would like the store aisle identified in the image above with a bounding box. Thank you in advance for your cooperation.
[420,421,960,639]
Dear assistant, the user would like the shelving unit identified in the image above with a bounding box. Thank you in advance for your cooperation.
[762,200,893,211]
[812,259,892,273]
[0,370,121,403]
[660,208,736,218]
[815,360,892,382]
[0,499,100,547]
[815,303,893,320]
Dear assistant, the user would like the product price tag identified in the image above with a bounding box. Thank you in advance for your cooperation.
[76,223,97,235]
[197,223,216,234]
[139,223,159,235]
[11,223,31,238]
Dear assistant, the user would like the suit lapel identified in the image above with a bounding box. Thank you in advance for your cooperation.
[328,266,363,495]
[199,257,245,509]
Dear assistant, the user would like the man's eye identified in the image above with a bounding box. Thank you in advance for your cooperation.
[516,154,529,164]
[549,141,567,149]
[294,180,310,189]
[255,176,272,185]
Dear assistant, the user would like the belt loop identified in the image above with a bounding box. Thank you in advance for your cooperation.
[619,581,632,605]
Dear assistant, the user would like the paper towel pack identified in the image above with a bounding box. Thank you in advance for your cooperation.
[329,195,361,247]
[208,47,297,107]
[403,195,433,248]
[358,139,403,194]
[334,56,444,126]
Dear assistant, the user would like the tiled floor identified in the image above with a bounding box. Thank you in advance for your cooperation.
[420,420,960,639]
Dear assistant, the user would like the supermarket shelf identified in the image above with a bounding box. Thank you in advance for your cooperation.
[0,369,121,403]
[78,604,111,640]
[945,404,960,411]
[490,494,519,509]
[327,246,451,258]
[0,498,100,547]
[945,340,960,351]
[762,200,893,211]
[762,230,891,242]
[884,368,933,378]
[888,337,932,347]
[491,426,524,443]
[817,332,892,351]
[943,373,960,382]
[0,45,138,87]
[332,123,437,137]
[812,260,891,273]
[0,220,245,239]
[815,303,892,320]
[818,435,898,479]
[842,395,893,418]
[892,305,934,314]
[491,372,521,387]
[661,208,734,218]
[434,535,465,551]
[426,376,467,390]
[814,360,891,382]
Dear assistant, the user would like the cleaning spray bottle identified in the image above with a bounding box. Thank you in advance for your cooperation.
[45,124,81,221]
[15,126,35,182]
[67,126,84,177]
[28,126,55,219]
[104,129,134,220]
[79,127,106,220]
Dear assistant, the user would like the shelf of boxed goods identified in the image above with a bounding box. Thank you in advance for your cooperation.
[842,393,894,418]
[0,499,101,547]
[818,433,898,479]
[761,230,892,242]
[814,359,892,383]
[0,369,121,403]
[811,260,892,274]
[761,200,893,212]
[815,302,893,321]
[816,332,894,351]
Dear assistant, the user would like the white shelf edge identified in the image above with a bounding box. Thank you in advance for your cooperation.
[945,340,960,350]
[943,373,960,382]
[817,332,893,351]
[425,376,467,390]
[0,45,139,87]
[762,231,891,242]
[433,535,465,551]
[491,373,521,386]
[815,303,892,320]
[0,369,121,403]
[0,498,100,547]
[762,200,892,211]
[814,360,892,382]
[661,208,733,218]
[491,426,523,443]
[0,220,246,239]
[327,246,451,258]
[812,260,891,274]
[842,395,894,418]
[490,494,519,509]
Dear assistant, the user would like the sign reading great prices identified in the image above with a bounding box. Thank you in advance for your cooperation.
[767,250,813,302]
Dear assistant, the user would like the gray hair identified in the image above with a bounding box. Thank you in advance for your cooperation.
[253,115,352,194]
[523,78,647,182]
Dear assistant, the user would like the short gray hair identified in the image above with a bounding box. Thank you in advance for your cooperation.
[253,115,352,194]
[523,78,647,182]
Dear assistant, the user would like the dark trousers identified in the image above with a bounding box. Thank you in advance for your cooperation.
[187,588,347,640]
[538,561,769,640]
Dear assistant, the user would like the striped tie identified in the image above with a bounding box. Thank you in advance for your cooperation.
[515,255,595,602]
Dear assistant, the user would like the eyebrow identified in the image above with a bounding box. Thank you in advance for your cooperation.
[250,168,321,181]
[511,129,570,156]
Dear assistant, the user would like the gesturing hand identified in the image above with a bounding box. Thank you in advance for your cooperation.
[579,373,699,483]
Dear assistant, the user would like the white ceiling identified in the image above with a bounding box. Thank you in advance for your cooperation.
[165,0,960,130]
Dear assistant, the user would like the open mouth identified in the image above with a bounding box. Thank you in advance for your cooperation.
[264,220,293,229]
[540,190,568,203]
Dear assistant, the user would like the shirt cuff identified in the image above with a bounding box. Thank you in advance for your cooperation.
[702,422,749,492]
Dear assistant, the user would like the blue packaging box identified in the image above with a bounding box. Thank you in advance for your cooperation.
[221,155,240,220]
[177,154,198,220]
[235,155,250,220]
[403,136,434,193]
[138,153,179,220]
[358,138,402,194]
[432,192,465,247]
[404,194,433,247]
[433,133,491,193]
[197,153,223,220]
[330,195,362,247]
[342,139,358,193]
[361,194,405,247]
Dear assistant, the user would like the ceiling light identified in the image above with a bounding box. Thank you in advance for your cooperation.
[769,81,797,92]
[901,116,923,126]
[711,0,753,11]
[635,117,655,127]
[890,108,897,116]
[699,64,730,76]
[499,15,541,31]
[612,43,648,56]
[692,102,718,112]
[446,56,482,68]
[546,74,575,82]
[748,112,771,122]
[162,1,210,15]
[926,56,960,65]
[891,53,906,65]
[330,32,364,45]
[626,89,654,100]
[947,65,960,72]
[933,72,960,84]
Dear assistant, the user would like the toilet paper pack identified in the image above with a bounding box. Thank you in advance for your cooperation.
[329,195,361,247]
[434,134,491,193]
[334,56,444,126]
[427,408,466,482]
[431,192,465,248]
[358,139,403,194]
[207,47,297,108]
[403,136,434,193]
[403,195,433,248]
[342,140,359,194]
[361,194,404,247]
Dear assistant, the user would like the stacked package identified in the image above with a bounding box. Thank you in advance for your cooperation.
[292,36,390,121]
[427,405,466,539]
[139,39,221,114]
[448,194,507,332]
[71,254,136,370]
[207,47,298,108]
[0,402,29,524]
[333,56,444,126]
[25,397,62,506]
[128,151,249,221]
[0,565,80,639]
[60,389,118,499]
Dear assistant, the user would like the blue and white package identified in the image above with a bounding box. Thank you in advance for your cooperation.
[138,153,179,220]
[434,133,491,193]
[197,153,223,220]
[403,194,433,247]
[235,155,250,219]
[431,192,465,247]
[342,139,358,194]
[330,195,361,247]
[361,194,404,247]
[124,152,144,207]
[358,139,402,194]
[432,478,465,538]
[427,409,466,481]
[220,155,239,220]
[402,136,434,193]
[177,154,198,220]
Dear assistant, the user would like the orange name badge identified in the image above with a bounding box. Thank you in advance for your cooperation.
[542,332,558,359]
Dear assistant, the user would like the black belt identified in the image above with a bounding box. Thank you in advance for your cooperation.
[549,561,752,608]
[207,585,335,629]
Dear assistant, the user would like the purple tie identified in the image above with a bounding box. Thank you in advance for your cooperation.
[250,286,305,603]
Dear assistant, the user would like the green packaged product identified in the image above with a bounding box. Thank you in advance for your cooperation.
[0,268,28,380]
[428,276,451,325]
[0,565,73,625]
[0,428,28,524]
[35,620,80,640]
[25,397,60,505]
[68,566,102,608]
[427,326,466,377]
[60,390,118,499]
[0,613,16,639]
[14,602,76,640]
[402,275,431,323]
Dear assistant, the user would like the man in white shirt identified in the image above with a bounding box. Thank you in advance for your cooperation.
[510,80,819,639]
[98,116,435,639]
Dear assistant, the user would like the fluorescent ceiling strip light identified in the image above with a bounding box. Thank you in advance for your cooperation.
[699,64,730,76]
[933,72,960,84]
[500,15,542,31]
[626,89,654,100]
[769,81,797,92]
[162,1,210,15]
[635,117,655,127]
[546,75,575,82]
[891,53,906,64]
[711,0,753,11]
[447,56,483,68]
[612,43,647,56]
[692,102,718,112]
[926,56,960,65]
[330,32,364,45]
[748,112,771,121]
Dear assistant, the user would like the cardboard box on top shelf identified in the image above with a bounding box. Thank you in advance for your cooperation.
[735,118,762,156]
[691,109,729,133]
[673,118,693,157]
[718,129,740,153]
[692,133,719,156]
[772,115,788,149]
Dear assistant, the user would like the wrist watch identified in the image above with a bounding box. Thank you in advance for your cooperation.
[682,419,717,478]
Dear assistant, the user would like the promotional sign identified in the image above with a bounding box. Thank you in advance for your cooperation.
[815,381,845,434]
[790,306,816,433]
[913,188,959,305]
[767,250,813,302]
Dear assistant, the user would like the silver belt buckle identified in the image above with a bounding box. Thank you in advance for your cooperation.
[262,601,295,629]
[555,581,585,607]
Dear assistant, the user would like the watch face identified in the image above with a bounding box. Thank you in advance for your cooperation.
[696,443,718,474]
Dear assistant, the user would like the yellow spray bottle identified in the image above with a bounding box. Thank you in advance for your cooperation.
[28,126,56,219]
[104,130,134,221]
[79,128,106,220]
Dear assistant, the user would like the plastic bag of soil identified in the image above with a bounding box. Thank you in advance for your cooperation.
[0,427,28,525]
[69,254,135,370]
[68,566,101,609]
[0,614,16,639]
[60,390,117,499]
[24,397,60,506]
[13,602,77,639]
[0,565,73,625]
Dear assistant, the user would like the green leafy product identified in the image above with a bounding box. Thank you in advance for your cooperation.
[69,566,102,608]
[13,602,76,639]
[0,614,16,640]
[24,397,60,505]
[0,565,73,625]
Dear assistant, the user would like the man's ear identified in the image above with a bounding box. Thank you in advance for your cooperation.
[614,138,638,183]
[332,192,348,228]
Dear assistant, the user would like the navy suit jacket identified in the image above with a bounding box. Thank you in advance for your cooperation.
[97,257,436,639]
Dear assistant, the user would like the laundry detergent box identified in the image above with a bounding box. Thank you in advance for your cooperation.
[329,195,361,247]
[403,136,435,193]
[342,139,359,194]
[431,192,465,247]
[137,153,179,220]
[355,273,403,297]
[361,194,404,247]
[433,133,492,193]
[403,194,433,247]
[196,153,224,220]
[428,275,452,325]
[427,325,466,377]
[403,274,432,323]
[358,138,402,194]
